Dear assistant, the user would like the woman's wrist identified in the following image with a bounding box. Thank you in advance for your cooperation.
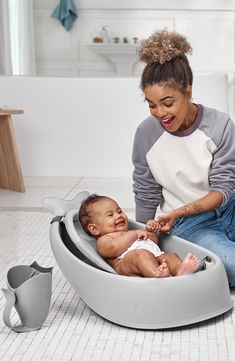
[173,207,188,219]
[173,191,223,219]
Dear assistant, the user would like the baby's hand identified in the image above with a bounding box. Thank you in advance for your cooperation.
[135,229,148,240]
[146,220,160,232]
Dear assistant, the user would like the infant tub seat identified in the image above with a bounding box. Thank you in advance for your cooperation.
[44,192,233,329]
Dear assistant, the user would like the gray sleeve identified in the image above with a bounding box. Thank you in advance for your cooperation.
[132,122,163,222]
[209,116,235,204]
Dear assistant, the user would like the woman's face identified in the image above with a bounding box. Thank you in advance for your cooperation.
[144,83,196,132]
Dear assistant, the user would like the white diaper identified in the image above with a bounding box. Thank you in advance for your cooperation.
[118,238,164,259]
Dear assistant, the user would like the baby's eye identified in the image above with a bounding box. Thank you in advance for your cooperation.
[106,212,113,217]
[117,208,123,214]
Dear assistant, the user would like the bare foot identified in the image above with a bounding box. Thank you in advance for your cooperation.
[176,253,199,276]
[155,262,171,278]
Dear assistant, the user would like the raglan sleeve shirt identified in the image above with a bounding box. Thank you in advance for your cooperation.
[132,105,235,223]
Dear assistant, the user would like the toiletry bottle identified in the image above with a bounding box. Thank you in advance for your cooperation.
[100,26,109,43]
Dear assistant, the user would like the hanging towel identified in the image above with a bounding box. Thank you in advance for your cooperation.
[51,0,77,32]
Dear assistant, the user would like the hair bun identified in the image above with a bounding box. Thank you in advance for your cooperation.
[138,29,192,65]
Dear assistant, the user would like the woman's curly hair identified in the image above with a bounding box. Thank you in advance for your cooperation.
[139,29,193,93]
[139,29,192,65]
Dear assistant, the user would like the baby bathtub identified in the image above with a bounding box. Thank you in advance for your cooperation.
[44,192,233,329]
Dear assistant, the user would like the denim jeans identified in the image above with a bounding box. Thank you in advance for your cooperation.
[171,193,235,287]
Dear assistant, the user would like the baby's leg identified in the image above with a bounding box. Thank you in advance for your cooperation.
[116,249,170,278]
[154,261,171,278]
[175,253,199,276]
[158,252,199,276]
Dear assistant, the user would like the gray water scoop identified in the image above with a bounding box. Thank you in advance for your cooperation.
[2,262,53,332]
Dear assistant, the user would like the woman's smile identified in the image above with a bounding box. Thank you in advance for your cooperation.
[160,116,175,129]
[144,84,197,132]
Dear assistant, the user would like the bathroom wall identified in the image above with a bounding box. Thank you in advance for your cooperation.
[0,74,229,177]
[33,0,235,116]
[34,0,235,78]
[2,1,234,177]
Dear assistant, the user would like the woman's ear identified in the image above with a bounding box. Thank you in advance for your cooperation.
[88,223,100,236]
[186,85,192,99]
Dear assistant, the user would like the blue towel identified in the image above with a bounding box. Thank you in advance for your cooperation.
[51,0,77,32]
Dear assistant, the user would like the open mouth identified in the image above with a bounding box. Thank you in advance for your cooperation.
[161,116,175,129]
[116,220,126,227]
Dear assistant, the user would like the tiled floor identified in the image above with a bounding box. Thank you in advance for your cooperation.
[0,177,235,360]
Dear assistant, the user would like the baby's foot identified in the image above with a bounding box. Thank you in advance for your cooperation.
[176,253,199,276]
[155,262,171,278]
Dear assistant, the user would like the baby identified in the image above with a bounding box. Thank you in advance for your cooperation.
[78,194,199,278]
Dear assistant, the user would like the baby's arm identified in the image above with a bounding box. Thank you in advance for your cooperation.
[145,219,160,243]
[97,230,145,259]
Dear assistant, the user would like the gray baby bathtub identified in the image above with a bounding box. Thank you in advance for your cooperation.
[44,191,233,329]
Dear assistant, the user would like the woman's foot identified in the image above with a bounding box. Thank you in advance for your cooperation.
[176,253,199,276]
[156,262,171,278]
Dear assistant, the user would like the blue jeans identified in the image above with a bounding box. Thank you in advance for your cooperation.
[171,193,235,287]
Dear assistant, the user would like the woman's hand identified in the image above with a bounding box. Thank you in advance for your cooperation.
[155,211,177,232]
[156,191,223,232]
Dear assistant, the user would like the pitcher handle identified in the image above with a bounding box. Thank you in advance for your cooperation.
[2,288,42,333]
[2,288,16,329]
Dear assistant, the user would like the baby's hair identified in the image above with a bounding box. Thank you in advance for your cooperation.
[139,29,193,93]
[78,194,111,236]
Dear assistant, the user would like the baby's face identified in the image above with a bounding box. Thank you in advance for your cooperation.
[88,198,128,236]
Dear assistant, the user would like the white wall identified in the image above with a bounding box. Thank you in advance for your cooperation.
[0,74,229,177]
[32,1,235,117]
[33,1,235,77]
[1,2,233,178]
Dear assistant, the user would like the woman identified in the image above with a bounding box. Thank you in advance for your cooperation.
[132,29,235,286]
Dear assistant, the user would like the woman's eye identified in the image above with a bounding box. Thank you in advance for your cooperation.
[145,100,155,109]
[164,103,173,107]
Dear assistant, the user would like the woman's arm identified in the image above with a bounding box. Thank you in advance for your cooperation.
[208,117,235,203]
[132,120,163,223]
[156,191,223,232]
